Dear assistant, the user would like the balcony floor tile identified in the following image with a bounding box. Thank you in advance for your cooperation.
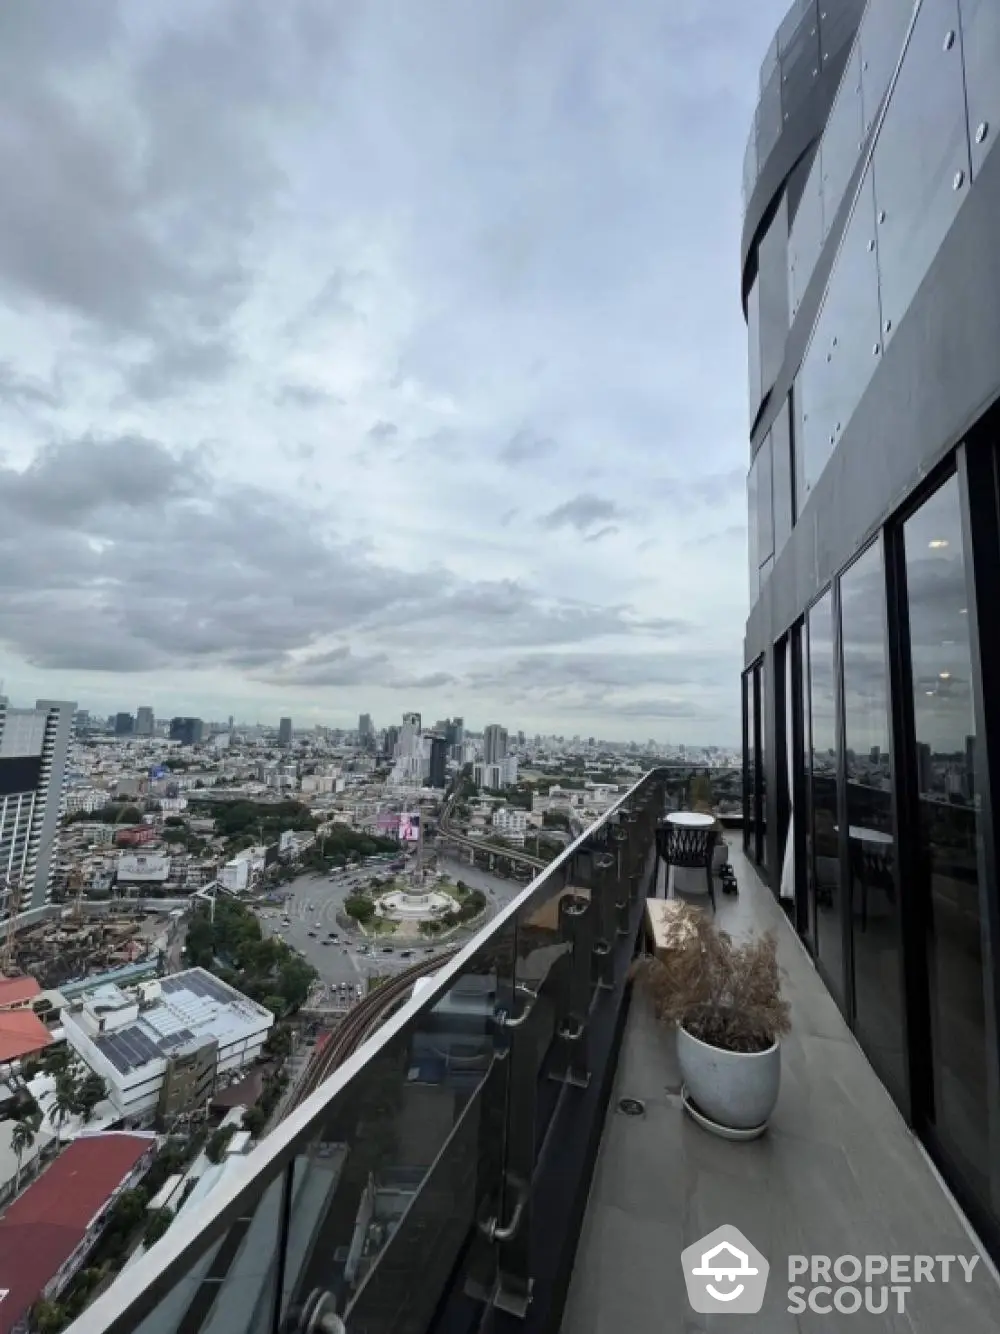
[561,840,1000,1333]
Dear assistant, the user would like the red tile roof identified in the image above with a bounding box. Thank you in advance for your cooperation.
[0,1009,52,1063]
[0,976,41,1009]
[0,1134,153,1334]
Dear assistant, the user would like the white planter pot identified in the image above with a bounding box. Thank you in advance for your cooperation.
[676,1024,781,1131]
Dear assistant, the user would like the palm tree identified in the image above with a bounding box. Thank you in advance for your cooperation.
[53,1073,78,1146]
[11,1119,35,1193]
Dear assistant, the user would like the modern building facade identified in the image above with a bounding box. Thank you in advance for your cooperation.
[169,716,204,746]
[0,697,75,923]
[277,716,293,746]
[114,712,135,736]
[427,734,447,788]
[135,706,155,737]
[742,0,1000,1257]
[482,724,508,766]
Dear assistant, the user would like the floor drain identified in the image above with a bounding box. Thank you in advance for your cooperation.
[618,1097,645,1116]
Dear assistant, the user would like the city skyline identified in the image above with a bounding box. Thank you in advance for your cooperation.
[0,2,791,747]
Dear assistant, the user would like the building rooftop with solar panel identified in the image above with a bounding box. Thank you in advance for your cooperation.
[61,968,273,1126]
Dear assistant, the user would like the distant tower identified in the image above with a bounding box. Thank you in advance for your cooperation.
[278,717,293,746]
[135,706,155,737]
[483,724,508,765]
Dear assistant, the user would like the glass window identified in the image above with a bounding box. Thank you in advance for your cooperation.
[808,590,843,1007]
[743,117,758,208]
[779,8,820,127]
[958,0,1000,180]
[744,670,757,856]
[758,62,783,164]
[798,170,882,502]
[820,47,864,239]
[788,156,823,318]
[819,0,866,70]
[839,538,905,1102]
[758,195,790,395]
[858,0,914,135]
[778,0,814,55]
[760,33,779,93]
[772,395,794,551]
[801,620,817,951]
[902,475,993,1211]
[748,459,759,605]
[872,0,971,342]
[747,273,762,427]
[757,434,774,567]
[759,658,768,870]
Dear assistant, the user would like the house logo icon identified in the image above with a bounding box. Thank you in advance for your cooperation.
[681,1224,769,1314]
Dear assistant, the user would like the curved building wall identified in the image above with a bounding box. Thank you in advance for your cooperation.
[741,0,1000,1262]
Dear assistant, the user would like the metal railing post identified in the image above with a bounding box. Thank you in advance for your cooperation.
[548,892,593,1087]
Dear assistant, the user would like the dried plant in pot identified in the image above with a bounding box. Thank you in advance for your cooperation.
[632,903,791,1137]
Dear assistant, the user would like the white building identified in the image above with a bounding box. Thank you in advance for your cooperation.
[0,697,76,920]
[65,787,111,816]
[62,970,273,1125]
[491,807,527,846]
[473,755,519,790]
[117,853,171,884]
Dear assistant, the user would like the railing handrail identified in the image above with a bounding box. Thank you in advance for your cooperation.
[66,768,664,1334]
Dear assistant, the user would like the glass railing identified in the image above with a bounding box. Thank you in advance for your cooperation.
[796,0,997,506]
[66,768,713,1334]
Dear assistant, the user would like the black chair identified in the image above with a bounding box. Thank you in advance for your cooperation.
[656,823,718,912]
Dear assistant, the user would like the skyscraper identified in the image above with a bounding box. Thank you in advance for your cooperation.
[169,717,204,746]
[135,706,155,737]
[358,714,374,748]
[483,724,508,766]
[428,735,447,789]
[0,697,75,919]
[114,712,135,736]
[278,717,293,746]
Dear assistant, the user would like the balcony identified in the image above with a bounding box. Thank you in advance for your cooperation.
[60,771,1000,1334]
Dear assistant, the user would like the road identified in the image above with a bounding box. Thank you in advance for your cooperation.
[256,859,524,993]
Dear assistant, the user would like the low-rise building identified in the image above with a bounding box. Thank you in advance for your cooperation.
[62,969,273,1126]
[0,1132,155,1334]
[491,807,527,846]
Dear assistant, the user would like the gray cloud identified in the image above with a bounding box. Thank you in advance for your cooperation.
[367,420,398,441]
[0,362,62,410]
[124,338,236,401]
[275,384,341,409]
[498,426,557,465]
[543,493,621,533]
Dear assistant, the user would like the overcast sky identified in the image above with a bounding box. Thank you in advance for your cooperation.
[0,0,789,744]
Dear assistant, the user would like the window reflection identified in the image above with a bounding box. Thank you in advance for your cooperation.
[759,659,768,870]
[744,670,757,857]
[808,590,843,1006]
[902,476,992,1208]
[839,539,904,1102]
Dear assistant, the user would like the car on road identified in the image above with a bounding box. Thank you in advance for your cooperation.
[307,930,317,938]
[382,946,393,953]
[400,949,413,958]
[328,932,338,941]
[322,939,331,946]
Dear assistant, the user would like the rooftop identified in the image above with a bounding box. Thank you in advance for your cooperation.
[0,976,42,1009]
[0,1133,153,1334]
[0,1008,53,1063]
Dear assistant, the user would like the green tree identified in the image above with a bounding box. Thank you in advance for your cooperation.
[53,1072,78,1145]
[76,1072,107,1123]
[243,1106,267,1137]
[205,1125,236,1164]
[344,895,375,924]
[11,1119,35,1193]
[32,1300,68,1334]
[143,1208,174,1249]
[109,1188,149,1237]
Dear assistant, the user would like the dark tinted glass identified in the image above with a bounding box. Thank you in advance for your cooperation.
[744,670,757,856]
[808,590,843,1006]
[903,476,993,1210]
[758,659,768,870]
[788,154,823,318]
[758,62,783,164]
[772,395,794,551]
[872,0,970,346]
[801,621,817,951]
[961,0,1000,179]
[747,273,762,426]
[748,459,760,605]
[839,538,904,1102]
[779,5,820,126]
[757,195,789,395]
[799,170,882,501]
[757,433,774,565]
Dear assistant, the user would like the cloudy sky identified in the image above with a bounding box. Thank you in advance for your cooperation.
[0,0,787,744]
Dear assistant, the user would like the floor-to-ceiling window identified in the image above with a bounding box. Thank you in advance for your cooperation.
[839,538,905,1104]
[743,668,756,857]
[901,474,993,1213]
[758,658,768,871]
[807,590,844,1009]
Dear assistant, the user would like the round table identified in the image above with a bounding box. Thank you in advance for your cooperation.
[659,811,717,897]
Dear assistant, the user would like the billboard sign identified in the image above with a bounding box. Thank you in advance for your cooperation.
[399,813,420,843]
[149,765,167,780]
[117,854,171,882]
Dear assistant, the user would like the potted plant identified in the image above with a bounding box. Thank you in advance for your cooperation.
[632,903,790,1138]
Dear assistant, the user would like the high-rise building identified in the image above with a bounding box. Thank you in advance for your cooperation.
[428,735,447,789]
[383,725,400,760]
[0,697,75,920]
[742,0,1000,1251]
[482,724,508,766]
[278,717,293,746]
[135,707,155,737]
[169,717,204,746]
[114,712,135,736]
[358,714,374,749]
